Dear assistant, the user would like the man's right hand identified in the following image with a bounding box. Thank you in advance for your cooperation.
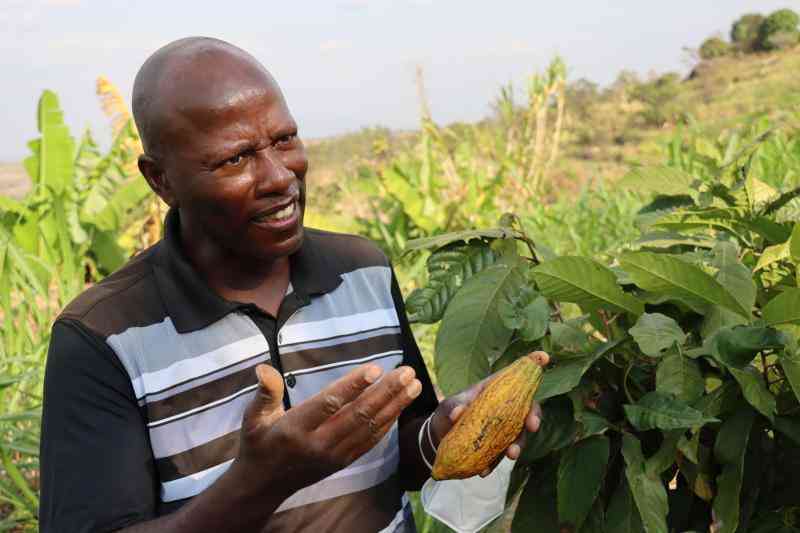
[233,362,422,494]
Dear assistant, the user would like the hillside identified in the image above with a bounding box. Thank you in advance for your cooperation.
[306,46,800,199]
[2,47,798,205]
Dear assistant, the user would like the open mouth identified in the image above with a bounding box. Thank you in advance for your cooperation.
[252,200,299,226]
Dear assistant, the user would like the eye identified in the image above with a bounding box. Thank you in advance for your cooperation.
[275,134,297,149]
[223,153,246,167]
[224,154,244,167]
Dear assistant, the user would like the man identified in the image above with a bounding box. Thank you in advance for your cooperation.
[39,37,547,532]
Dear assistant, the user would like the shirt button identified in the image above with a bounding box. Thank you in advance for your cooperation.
[286,374,296,388]
[277,332,284,345]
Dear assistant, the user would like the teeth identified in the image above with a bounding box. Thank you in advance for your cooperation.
[264,202,295,221]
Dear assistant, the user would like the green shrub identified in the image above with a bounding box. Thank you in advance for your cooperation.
[699,37,731,60]
[731,13,765,52]
[631,73,682,128]
[758,8,800,50]
[406,120,800,533]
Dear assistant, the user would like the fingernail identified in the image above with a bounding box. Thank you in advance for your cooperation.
[406,380,421,399]
[530,416,541,432]
[399,367,414,385]
[364,365,382,383]
[508,443,521,459]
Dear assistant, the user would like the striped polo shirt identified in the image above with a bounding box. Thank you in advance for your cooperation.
[39,209,438,532]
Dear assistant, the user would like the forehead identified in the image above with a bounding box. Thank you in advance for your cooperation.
[157,51,294,151]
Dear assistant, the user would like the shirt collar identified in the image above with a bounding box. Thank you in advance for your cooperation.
[151,207,342,333]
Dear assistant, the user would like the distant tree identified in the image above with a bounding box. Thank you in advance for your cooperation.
[730,13,764,52]
[699,36,731,60]
[565,78,599,120]
[630,72,682,127]
[757,8,800,50]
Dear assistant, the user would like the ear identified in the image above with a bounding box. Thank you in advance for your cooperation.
[139,154,178,207]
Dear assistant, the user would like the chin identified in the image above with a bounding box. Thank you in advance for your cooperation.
[253,224,304,261]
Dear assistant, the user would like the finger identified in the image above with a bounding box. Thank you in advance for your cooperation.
[334,414,397,466]
[323,366,418,443]
[369,377,422,429]
[295,363,384,430]
[505,442,522,460]
[526,406,542,433]
[244,364,286,425]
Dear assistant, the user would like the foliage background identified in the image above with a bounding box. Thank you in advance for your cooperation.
[1,10,799,532]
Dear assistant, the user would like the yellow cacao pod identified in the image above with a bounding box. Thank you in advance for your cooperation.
[431,353,545,480]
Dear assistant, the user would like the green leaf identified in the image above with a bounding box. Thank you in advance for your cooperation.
[728,366,776,421]
[774,416,800,447]
[791,222,800,262]
[37,90,76,194]
[512,462,559,533]
[605,479,643,533]
[650,208,748,237]
[498,286,549,342]
[404,227,516,253]
[656,350,704,403]
[406,241,498,323]
[620,251,750,318]
[629,313,686,356]
[382,166,435,233]
[677,431,700,464]
[91,230,127,273]
[713,242,756,315]
[520,395,577,463]
[712,409,756,533]
[619,166,695,196]
[692,381,741,418]
[779,351,800,405]
[763,288,800,326]
[700,306,748,341]
[634,231,717,250]
[576,500,604,533]
[634,194,695,228]
[434,264,520,395]
[550,320,591,353]
[744,216,791,244]
[0,196,28,216]
[535,338,625,401]
[645,430,682,476]
[621,433,668,533]
[557,436,609,532]
[624,391,719,431]
[755,242,789,271]
[711,326,788,368]
[532,256,644,316]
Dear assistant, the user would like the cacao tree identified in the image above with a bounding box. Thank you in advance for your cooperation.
[409,124,800,532]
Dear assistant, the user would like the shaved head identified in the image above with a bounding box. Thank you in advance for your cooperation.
[132,37,281,158]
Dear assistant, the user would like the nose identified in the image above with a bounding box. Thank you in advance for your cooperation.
[253,148,295,196]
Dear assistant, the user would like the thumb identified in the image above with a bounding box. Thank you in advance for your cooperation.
[246,364,286,424]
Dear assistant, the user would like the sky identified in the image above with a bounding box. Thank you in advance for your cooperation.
[0,0,796,161]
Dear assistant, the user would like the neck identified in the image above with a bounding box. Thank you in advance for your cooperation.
[179,215,290,308]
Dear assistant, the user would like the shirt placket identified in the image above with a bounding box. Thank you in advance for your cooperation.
[243,290,310,410]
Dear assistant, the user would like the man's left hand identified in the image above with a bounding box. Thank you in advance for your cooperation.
[428,351,550,477]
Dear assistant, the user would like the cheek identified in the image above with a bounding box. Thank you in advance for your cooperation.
[188,175,255,221]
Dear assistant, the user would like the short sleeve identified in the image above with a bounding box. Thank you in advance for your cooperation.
[39,320,159,533]
[389,267,439,426]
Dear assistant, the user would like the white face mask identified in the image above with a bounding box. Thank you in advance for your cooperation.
[420,456,515,533]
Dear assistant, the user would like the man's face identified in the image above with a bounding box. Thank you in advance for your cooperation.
[158,71,308,262]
